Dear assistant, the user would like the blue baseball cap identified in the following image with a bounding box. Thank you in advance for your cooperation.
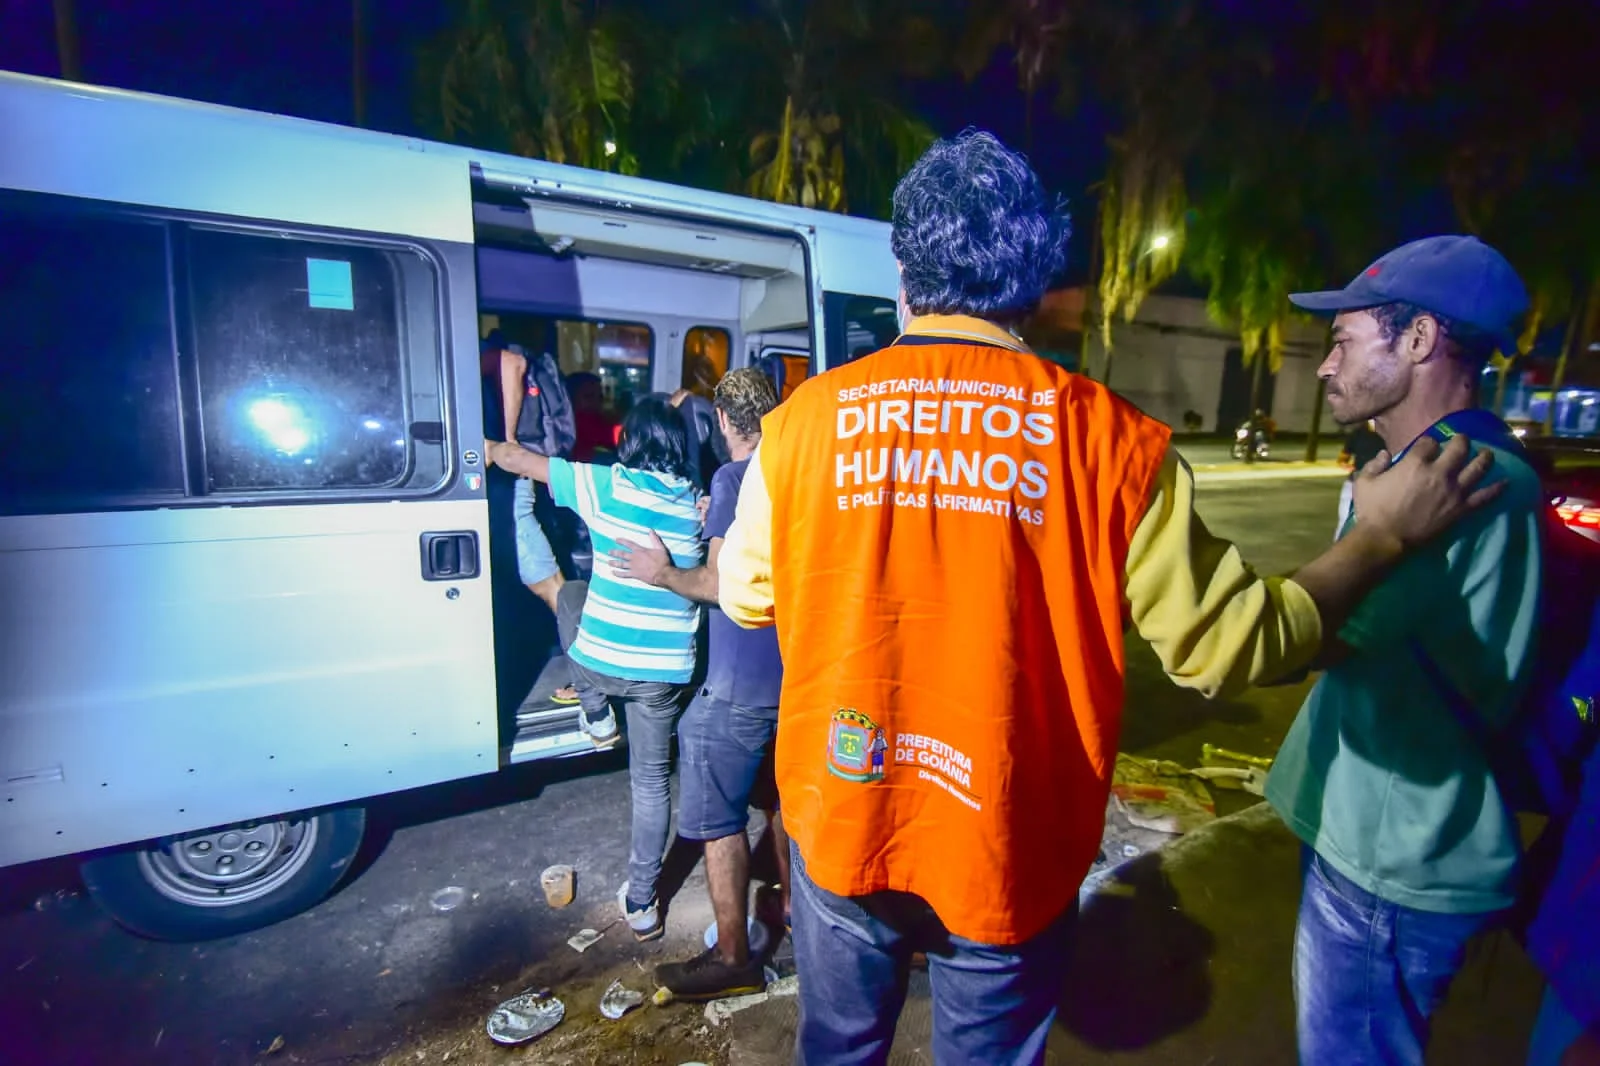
[1289,235,1529,354]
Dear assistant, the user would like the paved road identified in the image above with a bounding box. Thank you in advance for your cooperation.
[0,474,1343,1066]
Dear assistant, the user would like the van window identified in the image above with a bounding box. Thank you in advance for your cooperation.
[493,313,654,419]
[0,196,185,512]
[559,321,652,416]
[189,229,442,493]
[759,347,812,403]
[823,292,898,369]
[683,326,730,399]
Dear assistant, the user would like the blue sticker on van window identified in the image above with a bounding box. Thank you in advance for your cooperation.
[306,258,354,310]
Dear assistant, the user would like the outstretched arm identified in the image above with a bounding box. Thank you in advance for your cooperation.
[1126,434,1498,698]
[485,439,550,483]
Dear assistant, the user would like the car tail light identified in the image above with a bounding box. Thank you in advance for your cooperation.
[1554,497,1600,531]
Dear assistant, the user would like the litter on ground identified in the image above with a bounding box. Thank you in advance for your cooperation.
[1111,754,1217,834]
[567,927,605,953]
[599,979,645,1020]
[485,990,564,1046]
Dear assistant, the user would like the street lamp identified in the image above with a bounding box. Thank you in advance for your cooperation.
[1149,233,1171,252]
[603,139,617,157]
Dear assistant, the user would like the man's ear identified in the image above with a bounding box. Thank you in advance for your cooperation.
[1410,314,1444,365]
[717,408,730,436]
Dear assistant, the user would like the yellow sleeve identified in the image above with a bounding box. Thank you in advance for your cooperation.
[1124,448,1323,699]
[717,442,776,629]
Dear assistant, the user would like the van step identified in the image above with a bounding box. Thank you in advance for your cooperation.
[515,703,580,729]
[508,726,595,764]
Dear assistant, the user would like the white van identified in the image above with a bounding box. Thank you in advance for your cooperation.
[0,72,899,939]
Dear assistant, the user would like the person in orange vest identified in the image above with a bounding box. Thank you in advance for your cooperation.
[716,130,1505,1065]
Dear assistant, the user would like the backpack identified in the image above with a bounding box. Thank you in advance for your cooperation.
[1409,410,1600,821]
[513,349,577,459]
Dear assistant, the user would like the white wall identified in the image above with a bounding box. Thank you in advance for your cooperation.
[1084,295,1329,432]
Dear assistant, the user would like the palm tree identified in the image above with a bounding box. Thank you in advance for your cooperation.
[1080,0,1217,383]
[1093,136,1185,387]
[422,0,641,174]
[734,0,939,216]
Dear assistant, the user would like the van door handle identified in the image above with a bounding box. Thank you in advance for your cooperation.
[420,531,480,581]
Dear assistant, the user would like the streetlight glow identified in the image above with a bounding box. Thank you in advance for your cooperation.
[1150,233,1171,251]
[603,139,617,157]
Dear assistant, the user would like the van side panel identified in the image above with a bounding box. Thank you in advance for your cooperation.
[0,496,497,867]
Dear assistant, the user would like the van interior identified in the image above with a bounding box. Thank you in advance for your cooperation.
[468,186,816,759]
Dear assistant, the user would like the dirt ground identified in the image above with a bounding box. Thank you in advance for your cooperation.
[376,964,730,1066]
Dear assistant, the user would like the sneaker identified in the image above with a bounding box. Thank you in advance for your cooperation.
[617,881,663,942]
[655,947,766,1002]
[579,707,620,749]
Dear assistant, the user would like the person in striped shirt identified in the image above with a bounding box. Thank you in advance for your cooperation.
[486,395,704,940]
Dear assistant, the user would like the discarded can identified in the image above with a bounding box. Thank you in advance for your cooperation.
[599,979,644,1020]
[540,864,575,909]
[486,990,564,1046]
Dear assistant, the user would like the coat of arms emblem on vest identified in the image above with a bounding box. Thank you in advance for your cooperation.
[826,708,888,783]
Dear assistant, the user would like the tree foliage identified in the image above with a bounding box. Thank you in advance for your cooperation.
[415,0,1599,379]
[421,0,641,174]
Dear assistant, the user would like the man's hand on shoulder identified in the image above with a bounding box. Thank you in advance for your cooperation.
[1350,434,1503,551]
[611,530,674,587]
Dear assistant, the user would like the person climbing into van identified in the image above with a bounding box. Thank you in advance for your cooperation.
[486,396,703,942]
[609,368,789,1001]
[716,130,1507,1065]
[480,329,573,615]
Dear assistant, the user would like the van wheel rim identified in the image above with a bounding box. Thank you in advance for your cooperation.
[136,818,319,907]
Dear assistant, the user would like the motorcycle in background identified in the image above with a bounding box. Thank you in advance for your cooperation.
[1232,419,1271,462]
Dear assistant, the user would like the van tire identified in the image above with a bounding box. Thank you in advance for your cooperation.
[79,806,366,941]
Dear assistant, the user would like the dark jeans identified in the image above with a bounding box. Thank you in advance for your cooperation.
[676,689,778,842]
[789,843,1075,1066]
[568,659,687,904]
[1294,848,1501,1065]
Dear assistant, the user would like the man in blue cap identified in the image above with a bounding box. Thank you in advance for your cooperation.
[1263,236,1546,1065]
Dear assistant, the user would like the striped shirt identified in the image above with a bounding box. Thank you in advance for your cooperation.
[548,458,704,683]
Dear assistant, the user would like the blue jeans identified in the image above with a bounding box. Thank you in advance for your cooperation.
[676,690,778,841]
[568,660,688,904]
[789,843,1074,1066]
[1294,848,1500,1065]
[513,477,560,586]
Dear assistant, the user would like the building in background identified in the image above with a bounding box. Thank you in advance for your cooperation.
[1029,290,1328,433]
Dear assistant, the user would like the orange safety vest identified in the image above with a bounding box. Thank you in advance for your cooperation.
[760,331,1171,945]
